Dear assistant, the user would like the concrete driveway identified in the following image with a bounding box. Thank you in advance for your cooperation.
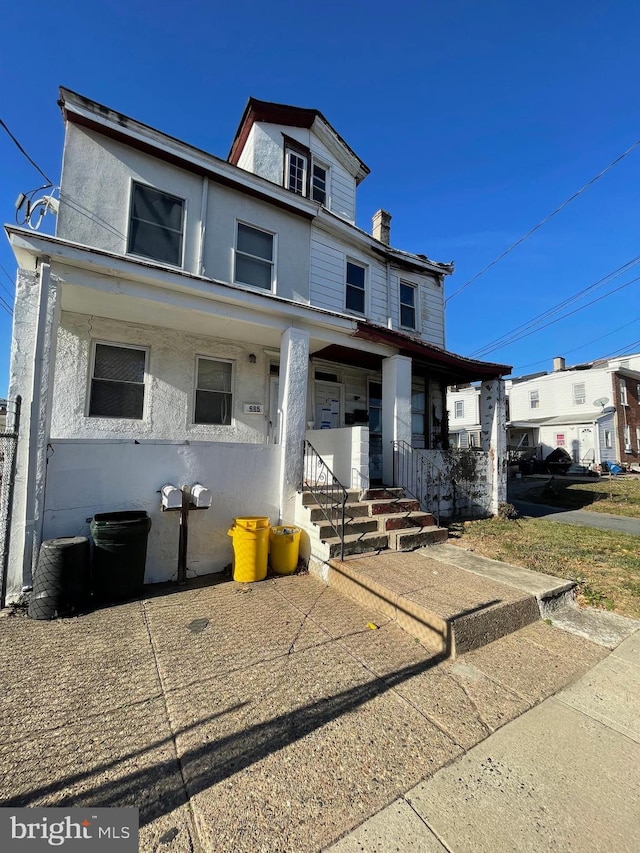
[0,573,608,852]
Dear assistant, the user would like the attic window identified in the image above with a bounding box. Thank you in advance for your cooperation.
[128,182,184,266]
[311,163,327,204]
[286,150,307,195]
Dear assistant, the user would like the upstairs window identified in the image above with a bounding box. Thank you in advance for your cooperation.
[286,150,307,196]
[454,400,464,419]
[400,281,417,329]
[194,358,233,425]
[128,182,184,266]
[234,223,275,291]
[573,382,586,405]
[311,163,327,204]
[529,390,539,409]
[89,343,146,419]
[345,261,366,314]
[620,379,628,405]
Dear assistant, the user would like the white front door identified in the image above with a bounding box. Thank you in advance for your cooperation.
[578,427,595,464]
[314,382,343,429]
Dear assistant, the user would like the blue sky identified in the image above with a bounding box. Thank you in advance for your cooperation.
[2,0,640,395]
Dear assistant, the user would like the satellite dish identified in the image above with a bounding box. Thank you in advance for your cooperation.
[593,397,609,408]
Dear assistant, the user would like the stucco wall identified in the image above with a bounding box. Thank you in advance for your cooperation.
[50,312,273,442]
[304,427,369,489]
[43,439,282,582]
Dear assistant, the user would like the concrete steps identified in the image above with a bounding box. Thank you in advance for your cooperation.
[327,549,544,658]
[298,488,450,561]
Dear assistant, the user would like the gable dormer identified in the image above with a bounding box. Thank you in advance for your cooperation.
[228,98,369,224]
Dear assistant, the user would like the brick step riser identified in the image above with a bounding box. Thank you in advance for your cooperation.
[384,514,435,531]
[389,527,449,550]
[301,490,360,508]
[317,519,379,539]
[370,500,421,516]
[361,487,406,501]
[328,535,389,559]
[308,504,371,522]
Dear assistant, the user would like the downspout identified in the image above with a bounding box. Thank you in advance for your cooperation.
[198,177,209,276]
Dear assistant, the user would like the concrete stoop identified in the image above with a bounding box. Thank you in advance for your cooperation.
[295,487,449,570]
[326,550,543,658]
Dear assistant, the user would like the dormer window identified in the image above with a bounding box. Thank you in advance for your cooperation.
[311,163,327,204]
[286,150,307,195]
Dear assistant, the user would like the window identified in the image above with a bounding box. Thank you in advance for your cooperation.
[346,261,366,314]
[286,150,307,195]
[636,426,640,449]
[311,163,327,204]
[235,223,274,290]
[128,182,184,266]
[556,433,565,447]
[194,358,232,425]
[89,343,146,419]
[529,390,539,409]
[454,400,464,419]
[604,430,612,449]
[572,382,586,405]
[400,281,417,329]
[624,425,631,450]
[620,379,628,405]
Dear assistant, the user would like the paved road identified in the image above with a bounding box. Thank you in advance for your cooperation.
[512,499,640,537]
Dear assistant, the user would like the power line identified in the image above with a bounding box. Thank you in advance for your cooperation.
[0,118,53,186]
[471,255,640,357]
[0,262,15,305]
[445,138,640,304]
[479,273,640,358]
[511,314,640,372]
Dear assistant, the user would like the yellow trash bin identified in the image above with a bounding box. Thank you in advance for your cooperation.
[269,525,301,575]
[227,517,270,582]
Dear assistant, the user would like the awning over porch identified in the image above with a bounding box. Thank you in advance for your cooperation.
[313,321,511,382]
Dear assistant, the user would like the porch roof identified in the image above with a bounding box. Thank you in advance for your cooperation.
[508,411,606,428]
[353,322,511,382]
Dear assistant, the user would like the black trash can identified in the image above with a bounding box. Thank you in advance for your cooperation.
[90,511,152,602]
[29,537,91,620]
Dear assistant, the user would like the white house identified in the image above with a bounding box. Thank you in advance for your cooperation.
[3,91,509,602]
[507,355,640,468]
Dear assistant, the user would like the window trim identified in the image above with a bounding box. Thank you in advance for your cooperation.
[233,220,277,293]
[345,258,367,316]
[529,389,540,409]
[126,179,186,268]
[399,279,418,330]
[87,340,149,421]
[193,355,235,427]
[619,378,628,406]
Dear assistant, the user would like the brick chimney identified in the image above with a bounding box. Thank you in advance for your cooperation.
[372,209,391,245]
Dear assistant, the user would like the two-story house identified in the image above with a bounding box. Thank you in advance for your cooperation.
[507,354,640,468]
[3,90,509,602]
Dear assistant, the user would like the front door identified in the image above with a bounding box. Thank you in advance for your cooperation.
[314,382,342,429]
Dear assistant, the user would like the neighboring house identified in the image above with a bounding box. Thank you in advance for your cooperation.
[3,90,509,602]
[447,384,482,448]
[0,400,6,432]
[507,355,640,467]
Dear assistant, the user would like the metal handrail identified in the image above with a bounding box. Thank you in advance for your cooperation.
[301,440,347,561]
[392,439,442,526]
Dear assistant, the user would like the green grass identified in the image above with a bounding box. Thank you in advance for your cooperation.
[512,475,640,519]
[450,516,640,619]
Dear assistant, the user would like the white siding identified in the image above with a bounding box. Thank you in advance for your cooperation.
[310,136,356,222]
[310,230,346,312]
[508,369,612,421]
[598,411,616,465]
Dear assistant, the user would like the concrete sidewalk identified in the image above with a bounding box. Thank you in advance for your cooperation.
[0,569,634,852]
[512,499,640,536]
[327,628,640,852]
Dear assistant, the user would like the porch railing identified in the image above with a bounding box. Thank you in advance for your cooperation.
[392,439,442,526]
[302,440,347,561]
[392,440,493,521]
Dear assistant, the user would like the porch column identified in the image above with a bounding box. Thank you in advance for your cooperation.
[5,263,60,602]
[480,377,507,515]
[277,327,310,522]
[382,354,412,485]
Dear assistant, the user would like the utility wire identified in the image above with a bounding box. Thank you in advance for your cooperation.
[471,255,640,357]
[445,138,640,304]
[0,119,54,186]
[511,314,640,372]
[0,262,15,305]
[479,273,640,358]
